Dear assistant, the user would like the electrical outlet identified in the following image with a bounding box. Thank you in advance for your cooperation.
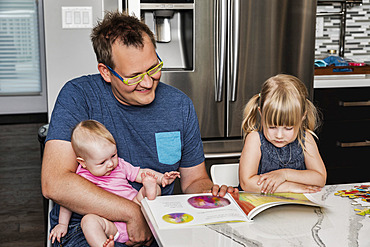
[316,17,324,38]
[62,7,93,29]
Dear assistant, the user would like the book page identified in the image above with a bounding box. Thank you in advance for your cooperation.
[142,193,248,229]
[231,192,321,220]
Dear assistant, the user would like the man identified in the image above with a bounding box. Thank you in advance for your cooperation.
[41,11,232,247]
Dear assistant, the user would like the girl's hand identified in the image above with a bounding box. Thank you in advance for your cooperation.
[161,171,180,187]
[49,223,68,243]
[258,170,287,194]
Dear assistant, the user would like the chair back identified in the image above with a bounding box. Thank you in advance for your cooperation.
[210,163,239,187]
[46,199,54,247]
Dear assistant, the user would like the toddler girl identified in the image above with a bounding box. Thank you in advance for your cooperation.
[239,74,326,194]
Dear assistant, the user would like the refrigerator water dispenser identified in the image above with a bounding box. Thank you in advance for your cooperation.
[140,2,194,70]
[153,10,174,43]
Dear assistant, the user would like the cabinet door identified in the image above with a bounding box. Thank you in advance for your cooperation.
[314,87,370,184]
[317,120,370,184]
[314,87,370,122]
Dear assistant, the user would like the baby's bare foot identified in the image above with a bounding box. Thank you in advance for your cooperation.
[142,172,159,200]
[103,235,114,247]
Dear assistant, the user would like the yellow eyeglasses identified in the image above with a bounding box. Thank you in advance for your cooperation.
[106,54,163,86]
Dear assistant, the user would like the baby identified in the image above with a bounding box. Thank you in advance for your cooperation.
[49,120,180,247]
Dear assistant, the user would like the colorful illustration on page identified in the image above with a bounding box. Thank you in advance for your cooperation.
[187,195,231,209]
[334,184,370,217]
[162,213,194,224]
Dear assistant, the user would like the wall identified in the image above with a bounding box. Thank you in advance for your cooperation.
[43,0,104,120]
[315,0,370,63]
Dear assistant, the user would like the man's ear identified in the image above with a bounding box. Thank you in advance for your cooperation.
[76,157,87,168]
[98,63,112,83]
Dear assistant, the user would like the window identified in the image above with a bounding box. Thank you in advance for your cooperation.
[0,0,41,95]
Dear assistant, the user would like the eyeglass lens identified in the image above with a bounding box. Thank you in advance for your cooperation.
[126,62,163,85]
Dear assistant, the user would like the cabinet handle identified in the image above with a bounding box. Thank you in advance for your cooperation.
[338,100,370,107]
[337,140,370,148]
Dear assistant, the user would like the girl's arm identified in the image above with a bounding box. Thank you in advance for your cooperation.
[239,131,264,192]
[292,132,327,186]
[135,169,180,187]
[272,133,326,187]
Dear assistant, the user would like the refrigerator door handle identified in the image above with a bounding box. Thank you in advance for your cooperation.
[230,0,239,102]
[215,0,227,102]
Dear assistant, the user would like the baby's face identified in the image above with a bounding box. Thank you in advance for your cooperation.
[82,139,118,176]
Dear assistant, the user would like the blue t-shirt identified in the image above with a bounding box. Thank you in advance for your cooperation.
[46,74,205,225]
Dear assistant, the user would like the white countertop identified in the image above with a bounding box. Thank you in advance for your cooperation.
[143,183,370,247]
[314,74,370,88]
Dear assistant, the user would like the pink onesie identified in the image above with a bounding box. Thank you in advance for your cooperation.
[76,157,140,243]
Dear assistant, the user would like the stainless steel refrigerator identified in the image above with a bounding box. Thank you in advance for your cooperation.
[128,0,317,161]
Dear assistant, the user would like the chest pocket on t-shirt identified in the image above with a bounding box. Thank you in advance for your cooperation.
[155,131,181,165]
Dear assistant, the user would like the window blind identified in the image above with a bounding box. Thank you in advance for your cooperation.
[0,0,41,95]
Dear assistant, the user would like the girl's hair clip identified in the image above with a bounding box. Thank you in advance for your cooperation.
[258,93,261,98]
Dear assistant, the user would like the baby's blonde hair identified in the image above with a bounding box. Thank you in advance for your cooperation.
[241,74,320,150]
[71,120,116,158]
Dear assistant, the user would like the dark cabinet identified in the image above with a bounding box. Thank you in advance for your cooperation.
[314,87,370,184]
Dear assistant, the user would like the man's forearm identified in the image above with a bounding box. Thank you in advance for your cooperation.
[49,171,141,222]
[182,177,213,194]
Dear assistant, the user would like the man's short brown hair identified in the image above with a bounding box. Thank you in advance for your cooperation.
[91,11,156,69]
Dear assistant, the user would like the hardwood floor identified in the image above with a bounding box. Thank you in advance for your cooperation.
[0,123,46,247]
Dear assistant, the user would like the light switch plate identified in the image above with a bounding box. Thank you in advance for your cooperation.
[62,6,93,29]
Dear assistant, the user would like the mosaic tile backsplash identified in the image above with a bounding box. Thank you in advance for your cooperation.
[315,0,370,64]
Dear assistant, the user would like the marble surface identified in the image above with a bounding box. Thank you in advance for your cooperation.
[314,74,370,88]
[143,183,370,247]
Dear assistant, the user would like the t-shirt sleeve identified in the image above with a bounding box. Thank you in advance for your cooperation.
[46,79,90,142]
[119,158,140,182]
[179,97,205,168]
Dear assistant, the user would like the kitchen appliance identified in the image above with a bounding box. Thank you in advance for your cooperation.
[125,0,317,163]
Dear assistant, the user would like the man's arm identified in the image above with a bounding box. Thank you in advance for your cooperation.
[41,140,152,246]
[179,162,234,197]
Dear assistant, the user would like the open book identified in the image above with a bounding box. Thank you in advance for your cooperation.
[141,192,322,229]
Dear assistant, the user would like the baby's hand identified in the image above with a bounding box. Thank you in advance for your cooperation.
[49,223,68,244]
[161,171,180,187]
[258,170,287,194]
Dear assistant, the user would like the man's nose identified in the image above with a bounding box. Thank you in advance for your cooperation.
[139,73,153,88]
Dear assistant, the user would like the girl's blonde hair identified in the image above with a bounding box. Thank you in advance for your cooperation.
[241,74,320,149]
[71,120,116,157]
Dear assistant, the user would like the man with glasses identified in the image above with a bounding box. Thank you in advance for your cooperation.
[42,11,233,247]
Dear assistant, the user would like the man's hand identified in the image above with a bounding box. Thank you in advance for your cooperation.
[125,203,153,247]
[211,184,239,197]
